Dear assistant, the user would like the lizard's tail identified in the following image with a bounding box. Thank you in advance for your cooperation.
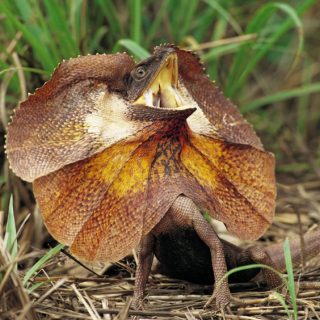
[264,227,320,272]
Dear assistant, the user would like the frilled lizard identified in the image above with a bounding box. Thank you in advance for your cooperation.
[6,45,316,309]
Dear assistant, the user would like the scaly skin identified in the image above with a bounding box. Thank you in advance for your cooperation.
[133,195,320,309]
[6,45,279,310]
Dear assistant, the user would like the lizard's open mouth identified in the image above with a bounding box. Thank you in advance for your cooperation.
[133,53,182,109]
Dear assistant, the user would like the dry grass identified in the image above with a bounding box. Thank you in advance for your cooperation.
[1,180,320,320]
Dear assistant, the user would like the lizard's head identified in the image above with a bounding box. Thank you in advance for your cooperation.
[126,47,181,109]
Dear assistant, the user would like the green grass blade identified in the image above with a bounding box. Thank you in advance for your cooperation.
[242,82,320,113]
[284,238,298,320]
[202,0,242,34]
[271,291,293,319]
[116,39,150,60]
[96,0,124,38]
[202,39,256,62]
[1,2,26,38]
[177,0,198,41]
[193,7,215,41]
[23,243,65,286]
[226,1,313,98]
[206,19,228,80]
[5,195,17,259]
[0,2,56,71]
[145,1,169,46]
[13,0,32,22]
[69,0,82,47]
[215,263,285,290]
[27,281,46,293]
[0,67,49,77]
[15,0,60,64]
[43,0,79,57]
[130,0,142,44]
[88,26,108,53]
[165,0,183,40]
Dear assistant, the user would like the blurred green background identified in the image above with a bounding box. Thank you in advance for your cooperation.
[0,0,319,211]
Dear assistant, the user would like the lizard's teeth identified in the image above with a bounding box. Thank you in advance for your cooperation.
[156,96,160,108]
[144,90,153,106]
[173,88,182,106]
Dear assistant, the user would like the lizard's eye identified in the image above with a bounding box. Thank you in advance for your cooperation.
[133,66,148,80]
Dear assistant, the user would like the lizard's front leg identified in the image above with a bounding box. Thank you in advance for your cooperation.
[170,196,231,309]
[132,233,155,309]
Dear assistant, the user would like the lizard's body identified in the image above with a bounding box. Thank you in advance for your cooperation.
[7,44,318,310]
[134,195,320,308]
[154,227,258,285]
[134,195,282,307]
[154,215,320,284]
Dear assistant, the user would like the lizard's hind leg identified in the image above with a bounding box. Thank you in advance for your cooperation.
[133,233,155,309]
[244,246,283,288]
[170,195,231,309]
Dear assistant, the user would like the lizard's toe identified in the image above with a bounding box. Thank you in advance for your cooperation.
[204,286,231,310]
[131,295,145,310]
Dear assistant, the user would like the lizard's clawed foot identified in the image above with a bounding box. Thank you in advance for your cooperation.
[131,294,144,310]
[204,285,231,310]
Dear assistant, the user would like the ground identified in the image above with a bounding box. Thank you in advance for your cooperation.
[1,180,320,319]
